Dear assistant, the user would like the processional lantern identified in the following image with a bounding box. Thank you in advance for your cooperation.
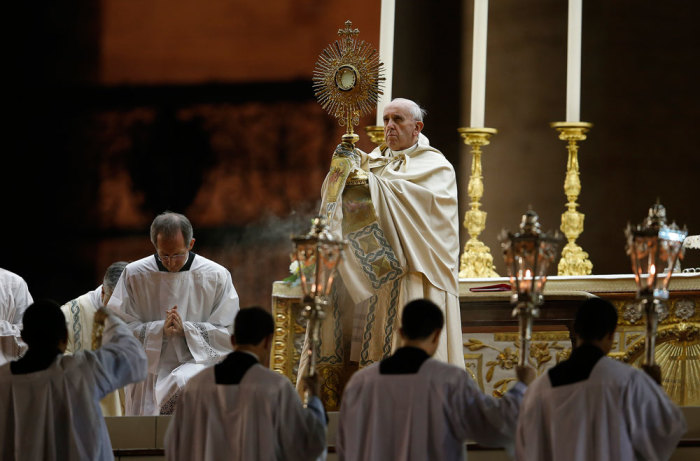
[313,20,384,147]
[499,210,564,366]
[291,217,346,400]
[625,202,687,366]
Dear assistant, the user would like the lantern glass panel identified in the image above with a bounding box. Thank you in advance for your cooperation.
[317,240,343,298]
[499,210,563,305]
[295,240,318,299]
[658,227,687,294]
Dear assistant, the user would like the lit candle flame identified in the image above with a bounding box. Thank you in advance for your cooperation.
[524,269,533,293]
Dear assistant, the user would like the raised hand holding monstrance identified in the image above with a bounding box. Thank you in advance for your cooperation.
[315,21,384,218]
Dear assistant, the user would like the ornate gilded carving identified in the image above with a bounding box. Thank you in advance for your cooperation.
[493,332,571,342]
[675,299,696,320]
[615,297,700,326]
[622,323,700,405]
[551,122,594,276]
[271,300,291,379]
[610,296,700,405]
[464,353,485,390]
[623,301,643,324]
[466,332,571,397]
[457,127,499,278]
[270,297,306,386]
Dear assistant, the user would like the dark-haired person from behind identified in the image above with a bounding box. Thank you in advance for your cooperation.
[0,299,147,461]
[337,299,535,461]
[165,306,327,461]
[516,297,686,461]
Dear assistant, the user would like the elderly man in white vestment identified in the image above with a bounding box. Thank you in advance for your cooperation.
[61,260,128,416]
[337,299,535,461]
[0,299,147,460]
[0,267,34,365]
[108,211,240,415]
[516,297,687,461]
[299,98,464,404]
[165,306,327,461]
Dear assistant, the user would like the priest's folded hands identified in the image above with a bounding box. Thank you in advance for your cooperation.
[164,306,184,337]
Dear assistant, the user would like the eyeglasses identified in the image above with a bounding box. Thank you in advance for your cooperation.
[157,252,189,264]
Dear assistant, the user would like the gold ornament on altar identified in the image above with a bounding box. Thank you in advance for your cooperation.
[313,20,384,147]
[551,121,594,276]
[458,127,499,278]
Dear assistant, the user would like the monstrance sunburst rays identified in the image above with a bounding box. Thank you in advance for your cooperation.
[313,20,384,145]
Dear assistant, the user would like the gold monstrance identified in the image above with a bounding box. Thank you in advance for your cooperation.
[313,20,384,147]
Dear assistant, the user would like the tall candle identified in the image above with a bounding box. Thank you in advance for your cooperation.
[566,0,582,122]
[470,0,489,128]
[376,0,396,126]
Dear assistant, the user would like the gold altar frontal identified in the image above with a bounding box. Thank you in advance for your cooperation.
[271,273,700,410]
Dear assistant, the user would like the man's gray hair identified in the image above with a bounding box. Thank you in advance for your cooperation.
[103,261,128,292]
[150,211,194,246]
[392,98,427,122]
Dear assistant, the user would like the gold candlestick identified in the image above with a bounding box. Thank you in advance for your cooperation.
[551,121,594,276]
[364,125,385,148]
[458,127,499,278]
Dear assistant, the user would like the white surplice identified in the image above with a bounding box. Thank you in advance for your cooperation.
[516,357,687,461]
[108,253,239,415]
[0,268,33,366]
[164,358,326,461]
[61,286,123,416]
[337,356,526,461]
[0,314,147,461]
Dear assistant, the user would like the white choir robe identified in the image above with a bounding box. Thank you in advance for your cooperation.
[0,268,33,365]
[337,355,526,461]
[108,253,239,415]
[0,314,148,461]
[61,286,123,416]
[516,357,687,461]
[164,359,327,461]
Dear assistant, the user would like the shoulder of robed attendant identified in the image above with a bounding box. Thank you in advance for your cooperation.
[344,359,466,393]
[422,358,472,383]
[250,363,293,387]
[343,362,381,388]
[594,356,639,383]
[189,255,231,276]
[182,365,217,391]
[0,267,23,282]
[522,370,551,396]
[124,255,158,274]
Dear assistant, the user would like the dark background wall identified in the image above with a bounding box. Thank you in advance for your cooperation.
[5,0,699,309]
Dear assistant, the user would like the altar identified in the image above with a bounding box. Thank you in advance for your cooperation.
[271,272,700,410]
